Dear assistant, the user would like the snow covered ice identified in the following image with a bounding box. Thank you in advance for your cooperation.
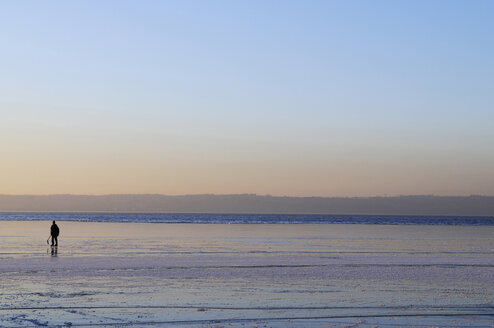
[1,221,493,327]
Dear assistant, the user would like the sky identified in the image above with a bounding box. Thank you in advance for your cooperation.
[0,0,493,197]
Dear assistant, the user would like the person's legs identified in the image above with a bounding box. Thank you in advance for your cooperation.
[51,236,54,246]
[54,236,58,246]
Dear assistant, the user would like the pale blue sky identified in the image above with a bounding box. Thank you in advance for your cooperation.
[1,0,493,196]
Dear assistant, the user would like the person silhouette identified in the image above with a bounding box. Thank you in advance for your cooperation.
[50,221,60,246]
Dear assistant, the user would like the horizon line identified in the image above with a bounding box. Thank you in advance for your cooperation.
[1,193,493,198]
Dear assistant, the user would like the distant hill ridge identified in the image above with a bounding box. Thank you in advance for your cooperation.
[0,194,493,216]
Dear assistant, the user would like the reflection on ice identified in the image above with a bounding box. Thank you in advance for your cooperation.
[48,245,58,257]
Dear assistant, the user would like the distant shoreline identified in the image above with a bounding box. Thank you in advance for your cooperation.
[1,210,494,217]
[0,211,493,217]
[1,194,494,216]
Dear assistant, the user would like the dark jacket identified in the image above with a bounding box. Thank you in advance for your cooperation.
[51,224,59,237]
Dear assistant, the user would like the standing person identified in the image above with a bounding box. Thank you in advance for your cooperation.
[50,221,60,246]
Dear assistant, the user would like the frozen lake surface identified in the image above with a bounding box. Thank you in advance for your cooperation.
[1,222,493,327]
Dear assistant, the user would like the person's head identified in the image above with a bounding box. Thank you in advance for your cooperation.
[52,220,56,224]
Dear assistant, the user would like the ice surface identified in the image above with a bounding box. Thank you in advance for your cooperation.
[0,222,493,327]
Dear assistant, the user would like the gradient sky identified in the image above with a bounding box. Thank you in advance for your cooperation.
[1,0,493,196]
